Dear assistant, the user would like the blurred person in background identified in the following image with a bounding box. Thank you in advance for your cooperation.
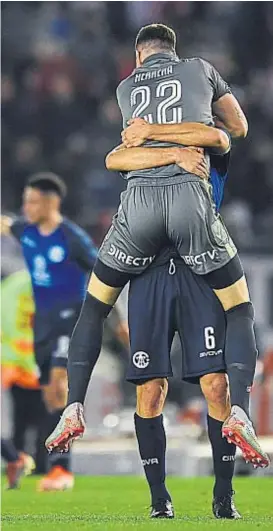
[1,172,97,491]
[1,268,39,486]
[1,438,35,490]
[1,270,49,474]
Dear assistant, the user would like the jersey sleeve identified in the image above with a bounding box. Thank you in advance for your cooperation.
[200,59,231,102]
[10,218,27,241]
[116,77,132,128]
[63,222,97,272]
[116,83,122,111]
[210,150,230,177]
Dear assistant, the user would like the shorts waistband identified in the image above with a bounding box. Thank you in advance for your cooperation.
[145,256,185,271]
[127,174,200,187]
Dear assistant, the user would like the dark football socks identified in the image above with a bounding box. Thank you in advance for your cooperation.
[47,409,70,471]
[67,293,112,406]
[207,415,236,497]
[225,302,258,416]
[1,439,19,462]
[134,413,171,505]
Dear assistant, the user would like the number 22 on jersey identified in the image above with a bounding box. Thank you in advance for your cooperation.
[130,80,182,124]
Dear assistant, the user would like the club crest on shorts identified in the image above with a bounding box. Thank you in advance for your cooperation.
[132,351,150,369]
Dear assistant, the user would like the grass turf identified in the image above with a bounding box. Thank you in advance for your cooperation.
[2,476,273,530]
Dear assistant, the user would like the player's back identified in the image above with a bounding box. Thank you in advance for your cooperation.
[117,53,228,181]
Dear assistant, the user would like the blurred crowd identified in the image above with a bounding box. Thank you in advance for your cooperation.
[2,1,273,249]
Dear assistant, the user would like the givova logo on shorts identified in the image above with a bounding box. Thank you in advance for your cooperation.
[108,244,155,267]
[133,351,150,369]
[199,326,223,358]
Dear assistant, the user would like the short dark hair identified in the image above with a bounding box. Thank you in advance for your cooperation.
[135,23,176,51]
[26,172,67,200]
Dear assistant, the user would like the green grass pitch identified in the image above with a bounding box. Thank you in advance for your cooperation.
[2,476,273,530]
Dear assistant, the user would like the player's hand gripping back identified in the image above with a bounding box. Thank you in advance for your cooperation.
[122,118,150,147]
[175,147,209,178]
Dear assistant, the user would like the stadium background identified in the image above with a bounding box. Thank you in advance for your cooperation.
[1,1,273,478]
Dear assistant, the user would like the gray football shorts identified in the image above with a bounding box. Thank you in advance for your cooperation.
[98,177,237,276]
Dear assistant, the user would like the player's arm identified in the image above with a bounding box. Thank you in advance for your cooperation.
[203,58,248,139]
[106,143,180,171]
[1,216,13,236]
[64,223,98,272]
[121,119,230,154]
[212,93,248,139]
[106,144,209,179]
[1,216,26,240]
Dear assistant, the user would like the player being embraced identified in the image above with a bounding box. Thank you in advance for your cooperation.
[106,133,239,519]
[1,173,97,491]
[46,24,268,470]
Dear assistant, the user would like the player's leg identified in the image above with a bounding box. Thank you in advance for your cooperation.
[1,438,35,489]
[127,266,175,518]
[204,258,269,466]
[205,262,253,415]
[34,341,59,477]
[36,337,73,491]
[169,181,268,467]
[136,378,174,518]
[66,270,123,408]
[173,260,240,518]
[200,373,240,519]
[10,385,28,453]
[39,367,74,491]
[46,184,163,452]
[45,268,125,453]
[1,438,20,463]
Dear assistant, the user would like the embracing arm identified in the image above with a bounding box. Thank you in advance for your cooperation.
[145,122,229,151]
[105,144,208,179]
[105,144,178,172]
[122,119,230,154]
[213,93,248,139]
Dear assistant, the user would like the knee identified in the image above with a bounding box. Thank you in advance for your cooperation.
[200,373,230,420]
[136,378,168,418]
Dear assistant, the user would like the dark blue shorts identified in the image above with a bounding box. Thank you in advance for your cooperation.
[34,306,81,385]
[127,259,226,384]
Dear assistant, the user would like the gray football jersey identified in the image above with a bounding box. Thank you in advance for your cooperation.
[116,52,230,181]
